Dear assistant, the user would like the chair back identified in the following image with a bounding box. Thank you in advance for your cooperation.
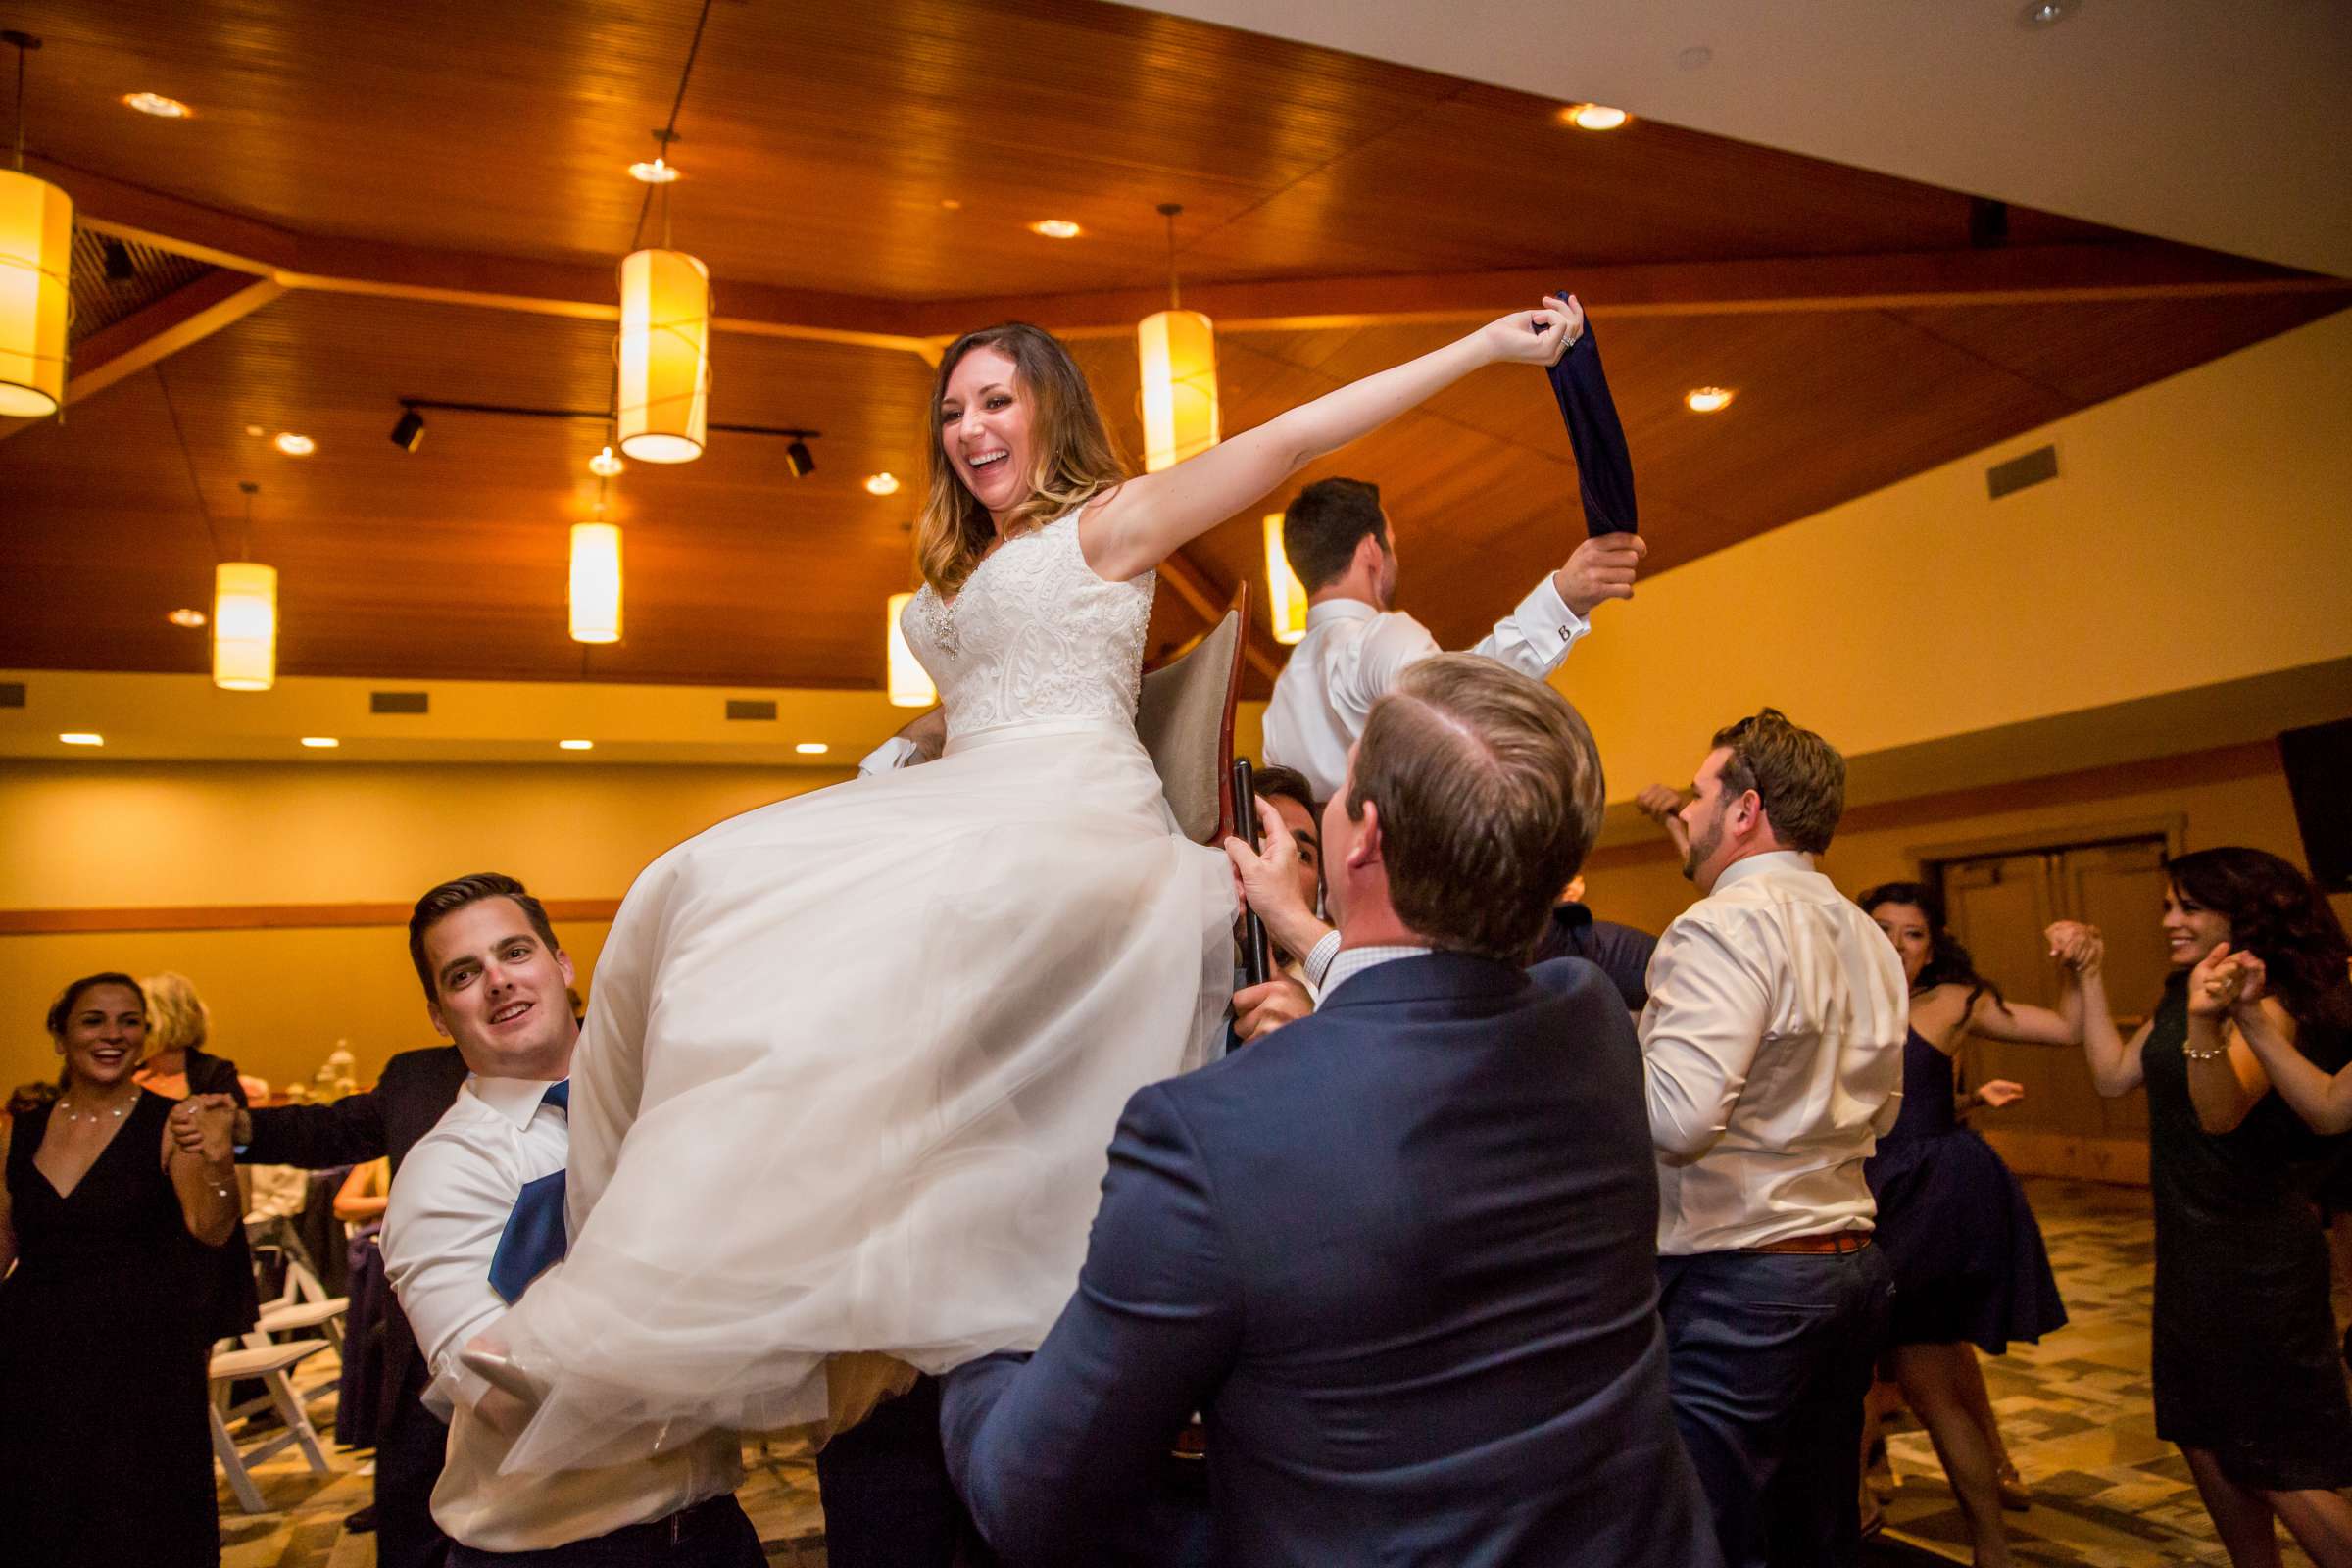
[1136,581,1250,847]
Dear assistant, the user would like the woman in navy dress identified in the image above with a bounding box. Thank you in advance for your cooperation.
[2067,848,2352,1567]
[1860,883,2077,1568]
[0,973,244,1567]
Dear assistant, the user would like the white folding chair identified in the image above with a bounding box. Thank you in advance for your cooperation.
[245,1253,349,1358]
[208,1341,333,1514]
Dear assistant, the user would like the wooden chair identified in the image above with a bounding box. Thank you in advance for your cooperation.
[208,1340,333,1514]
[1135,581,1250,847]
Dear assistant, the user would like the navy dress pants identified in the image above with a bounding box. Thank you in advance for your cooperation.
[1657,1244,1894,1568]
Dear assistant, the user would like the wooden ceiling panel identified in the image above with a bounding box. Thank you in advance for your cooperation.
[1,0,2340,695]
[7,0,2136,300]
[0,290,946,687]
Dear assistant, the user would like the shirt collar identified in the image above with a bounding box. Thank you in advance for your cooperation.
[464,1073,567,1130]
[1305,596,1380,629]
[1710,849,1816,893]
[1320,943,1434,1002]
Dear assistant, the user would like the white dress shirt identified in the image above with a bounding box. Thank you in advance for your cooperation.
[1261,579,1590,803]
[383,1074,742,1551]
[1639,852,1908,1256]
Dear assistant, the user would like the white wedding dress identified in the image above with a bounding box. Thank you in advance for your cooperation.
[483,513,1235,1472]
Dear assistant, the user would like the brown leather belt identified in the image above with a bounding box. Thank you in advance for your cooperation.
[1747,1231,1871,1255]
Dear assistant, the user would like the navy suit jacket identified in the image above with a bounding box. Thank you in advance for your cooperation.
[942,953,1718,1568]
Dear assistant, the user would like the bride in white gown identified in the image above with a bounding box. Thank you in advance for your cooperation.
[476,299,1585,1473]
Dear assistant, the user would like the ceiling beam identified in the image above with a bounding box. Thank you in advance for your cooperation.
[67,269,288,406]
[903,243,2347,340]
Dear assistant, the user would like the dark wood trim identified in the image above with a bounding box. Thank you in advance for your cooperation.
[0,898,623,935]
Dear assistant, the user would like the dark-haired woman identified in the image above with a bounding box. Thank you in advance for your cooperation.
[2067,846,2352,1567]
[0,972,243,1567]
[1860,883,2076,1568]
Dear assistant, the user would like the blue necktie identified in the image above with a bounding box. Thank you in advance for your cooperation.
[487,1080,569,1305]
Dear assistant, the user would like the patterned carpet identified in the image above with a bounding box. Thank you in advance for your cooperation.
[1874,1178,2333,1566]
[223,1179,2331,1567]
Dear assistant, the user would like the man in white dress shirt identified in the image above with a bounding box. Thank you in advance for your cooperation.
[1258,473,1645,803]
[381,873,760,1567]
[1635,712,1907,1568]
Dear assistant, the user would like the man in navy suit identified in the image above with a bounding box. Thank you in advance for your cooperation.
[940,654,1718,1568]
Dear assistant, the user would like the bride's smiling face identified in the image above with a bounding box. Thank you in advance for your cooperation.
[941,347,1032,520]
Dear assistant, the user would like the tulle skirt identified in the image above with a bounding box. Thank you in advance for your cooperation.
[485,716,1234,1472]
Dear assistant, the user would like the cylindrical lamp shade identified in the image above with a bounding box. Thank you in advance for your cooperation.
[570,522,623,644]
[1263,514,1308,646]
[615,248,710,464]
[1137,308,1219,473]
[212,563,278,692]
[887,591,936,708]
[0,170,74,418]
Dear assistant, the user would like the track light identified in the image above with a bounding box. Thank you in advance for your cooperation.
[102,238,136,282]
[785,439,815,479]
[389,406,426,453]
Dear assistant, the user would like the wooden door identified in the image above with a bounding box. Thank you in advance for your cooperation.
[1936,836,2168,1183]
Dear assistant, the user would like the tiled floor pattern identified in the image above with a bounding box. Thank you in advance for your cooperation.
[1876,1178,2334,1566]
[222,1179,2332,1566]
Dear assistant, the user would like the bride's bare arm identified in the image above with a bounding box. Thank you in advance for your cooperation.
[1079,300,1581,582]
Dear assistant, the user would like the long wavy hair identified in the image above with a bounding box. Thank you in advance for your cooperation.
[2169,847,2352,1033]
[1857,880,2003,1012]
[915,323,1128,596]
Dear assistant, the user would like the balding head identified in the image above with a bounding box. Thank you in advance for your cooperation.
[1324,654,1606,961]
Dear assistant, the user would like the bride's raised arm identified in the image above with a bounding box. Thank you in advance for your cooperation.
[1079,297,1581,583]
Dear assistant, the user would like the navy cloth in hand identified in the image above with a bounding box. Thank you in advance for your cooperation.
[1545,306,1638,536]
[487,1080,568,1305]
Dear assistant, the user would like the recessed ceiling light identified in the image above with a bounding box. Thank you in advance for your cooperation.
[167,607,207,628]
[300,736,340,749]
[244,424,265,437]
[863,471,901,496]
[558,738,594,751]
[122,92,191,119]
[590,443,625,477]
[59,732,103,747]
[2018,0,2079,26]
[1029,219,1082,239]
[628,157,681,184]
[273,432,316,456]
[1685,386,1736,413]
[795,742,830,756]
[1560,103,1630,132]
[939,198,962,211]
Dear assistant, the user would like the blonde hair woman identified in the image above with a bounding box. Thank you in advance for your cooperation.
[478,303,1587,1491]
[135,970,265,1103]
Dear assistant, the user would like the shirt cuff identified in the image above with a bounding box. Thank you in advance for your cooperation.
[857,736,920,777]
[1518,573,1592,662]
[1302,929,1344,993]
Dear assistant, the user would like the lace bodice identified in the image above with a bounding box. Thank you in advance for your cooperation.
[904,514,1154,742]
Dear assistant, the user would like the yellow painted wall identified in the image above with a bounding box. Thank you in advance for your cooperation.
[0,761,845,1094]
[1560,309,2352,804]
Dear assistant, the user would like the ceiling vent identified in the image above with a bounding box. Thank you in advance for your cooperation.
[725,699,778,721]
[1986,444,2059,501]
[369,690,429,714]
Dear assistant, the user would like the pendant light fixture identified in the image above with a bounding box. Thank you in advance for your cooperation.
[214,482,278,691]
[569,479,622,644]
[886,591,934,707]
[615,120,710,464]
[1137,203,1218,473]
[0,31,72,418]
[1263,514,1308,645]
